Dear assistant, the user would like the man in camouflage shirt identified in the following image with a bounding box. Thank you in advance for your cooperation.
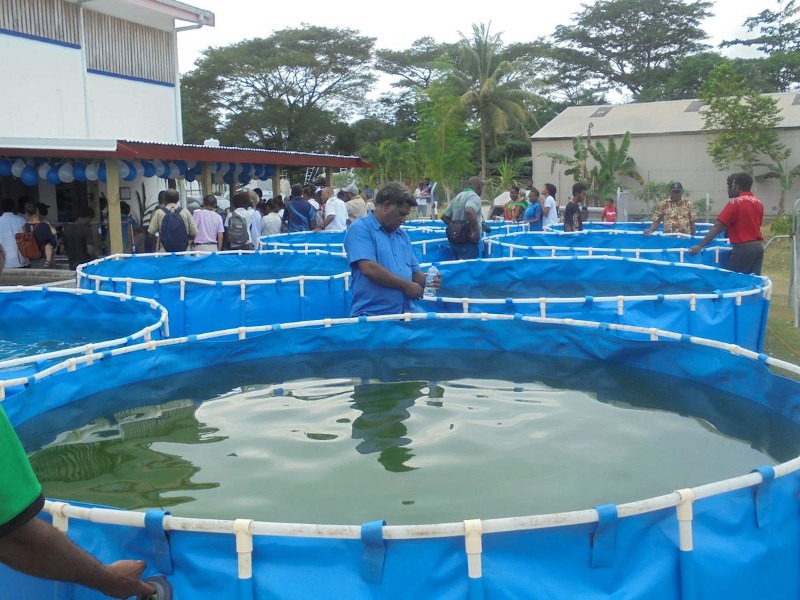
[643,181,696,236]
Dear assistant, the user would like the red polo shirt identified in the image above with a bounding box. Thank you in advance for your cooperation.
[717,191,764,244]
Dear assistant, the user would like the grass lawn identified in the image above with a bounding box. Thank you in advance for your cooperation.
[761,233,800,366]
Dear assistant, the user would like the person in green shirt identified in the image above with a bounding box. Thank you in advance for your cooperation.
[0,404,156,599]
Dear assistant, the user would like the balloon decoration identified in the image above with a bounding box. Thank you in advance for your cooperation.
[85,163,99,181]
[73,162,87,182]
[173,160,188,175]
[58,163,75,183]
[118,161,131,180]
[46,167,61,186]
[38,163,51,180]
[122,161,138,182]
[98,162,107,183]
[11,159,25,178]
[238,171,250,184]
[167,162,180,180]
[223,172,234,184]
[0,158,11,177]
[133,161,145,179]
[262,165,276,177]
[142,161,156,178]
[184,170,196,183]
[21,165,38,186]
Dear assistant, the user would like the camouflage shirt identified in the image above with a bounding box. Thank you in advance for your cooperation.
[652,199,695,234]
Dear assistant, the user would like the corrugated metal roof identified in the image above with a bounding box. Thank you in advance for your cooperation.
[532,92,800,140]
[0,138,374,169]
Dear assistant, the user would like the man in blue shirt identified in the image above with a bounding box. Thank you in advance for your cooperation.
[345,182,426,316]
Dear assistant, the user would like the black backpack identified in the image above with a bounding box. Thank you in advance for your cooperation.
[227,211,250,247]
[159,206,189,252]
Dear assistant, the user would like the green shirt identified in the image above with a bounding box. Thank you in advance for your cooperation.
[0,404,44,537]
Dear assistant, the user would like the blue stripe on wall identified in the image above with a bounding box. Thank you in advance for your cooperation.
[0,27,81,49]
[86,69,175,88]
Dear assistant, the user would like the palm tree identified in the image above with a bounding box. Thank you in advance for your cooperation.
[449,23,533,186]
[754,149,800,216]
[587,132,644,201]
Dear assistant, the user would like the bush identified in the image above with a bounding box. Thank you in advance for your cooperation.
[770,215,793,236]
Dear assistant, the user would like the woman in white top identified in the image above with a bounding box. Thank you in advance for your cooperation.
[260,199,283,236]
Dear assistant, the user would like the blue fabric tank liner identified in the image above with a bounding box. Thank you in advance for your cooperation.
[484,230,731,268]
[2,316,800,599]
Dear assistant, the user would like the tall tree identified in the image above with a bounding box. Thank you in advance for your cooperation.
[181,25,375,151]
[448,23,534,183]
[700,63,787,174]
[374,37,455,90]
[721,0,800,92]
[553,0,713,99]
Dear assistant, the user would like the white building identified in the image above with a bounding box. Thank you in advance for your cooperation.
[530,93,800,219]
[0,0,214,142]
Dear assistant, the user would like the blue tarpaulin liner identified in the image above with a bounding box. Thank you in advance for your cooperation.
[77,250,353,336]
[419,256,770,351]
[260,229,458,262]
[548,221,716,235]
[484,230,732,267]
[0,315,799,599]
[0,287,167,394]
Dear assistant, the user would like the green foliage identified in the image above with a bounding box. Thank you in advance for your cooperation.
[543,130,641,202]
[636,181,688,205]
[700,63,787,173]
[448,23,535,182]
[134,183,158,228]
[754,149,800,215]
[720,0,800,92]
[374,37,455,89]
[553,0,713,99]
[770,215,793,236]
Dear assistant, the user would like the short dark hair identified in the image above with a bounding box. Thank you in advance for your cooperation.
[233,190,251,209]
[1,198,15,213]
[728,172,753,192]
[120,201,131,215]
[291,183,303,197]
[375,181,416,206]
[510,185,520,193]
[163,189,179,204]
[202,194,218,208]
[253,188,263,199]
[572,182,588,195]
[529,187,540,198]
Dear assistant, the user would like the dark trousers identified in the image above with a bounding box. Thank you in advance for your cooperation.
[728,241,764,275]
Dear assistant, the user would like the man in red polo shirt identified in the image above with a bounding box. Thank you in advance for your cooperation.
[689,172,764,274]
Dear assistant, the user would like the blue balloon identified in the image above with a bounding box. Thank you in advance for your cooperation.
[174,160,188,175]
[223,172,234,184]
[252,164,264,178]
[47,167,61,185]
[0,158,11,177]
[73,162,86,181]
[262,165,276,177]
[184,171,196,182]
[142,161,156,178]
[21,166,38,186]
[98,162,107,183]
[240,163,251,175]
[238,171,251,184]
[123,161,137,182]
[159,162,171,178]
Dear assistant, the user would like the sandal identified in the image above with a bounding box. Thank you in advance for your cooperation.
[138,575,173,600]
[42,261,52,269]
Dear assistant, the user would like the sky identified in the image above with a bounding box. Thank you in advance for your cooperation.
[176,0,775,75]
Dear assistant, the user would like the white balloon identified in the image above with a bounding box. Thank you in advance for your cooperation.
[118,161,130,179]
[186,160,197,170]
[85,163,99,181]
[58,163,74,183]
[133,161,145,179]
[152,159,165,177]
[168,163,180,179]
[11,159,25,178]
[38,163,51,179]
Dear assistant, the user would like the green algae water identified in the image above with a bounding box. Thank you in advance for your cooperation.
[21,351,800,525]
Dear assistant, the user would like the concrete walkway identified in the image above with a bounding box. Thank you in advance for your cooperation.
[0,267,77,288]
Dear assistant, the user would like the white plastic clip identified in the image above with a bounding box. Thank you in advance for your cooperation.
[539,298,547,318]
[299,276,305,297]
[617,296,624,316]
[180,277,186,302]
[735,293,742,306]
[234,519,254,580]
[238,327,246,340]
[689,295,697,311]
[463,519,483,579]
[126,278,133,296]
[240,281,246,301]
[675,488,696,551]
[49,501,69,533]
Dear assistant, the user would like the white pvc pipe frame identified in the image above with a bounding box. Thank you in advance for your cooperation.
[0,286,170,370]
[2,312,799,554]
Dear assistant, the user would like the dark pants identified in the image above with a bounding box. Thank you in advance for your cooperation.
[450,242,479,260]
[728,240,764,275]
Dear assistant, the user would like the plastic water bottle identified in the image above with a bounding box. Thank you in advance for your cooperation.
[423,265,440,300]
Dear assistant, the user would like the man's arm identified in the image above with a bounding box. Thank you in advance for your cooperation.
[689,220,726,255]
[464,207,479,242]
[323,214,335,229]
[355,259,424,299]
[644,204,663,235]
[0,517,154,599]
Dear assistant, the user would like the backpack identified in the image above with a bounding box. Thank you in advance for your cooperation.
[15,224,41,260]
[227,211,250,247]
[158,206,189,252]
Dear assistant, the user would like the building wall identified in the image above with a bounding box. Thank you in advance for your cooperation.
[0,0,180,142]
[532,130,800,218]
